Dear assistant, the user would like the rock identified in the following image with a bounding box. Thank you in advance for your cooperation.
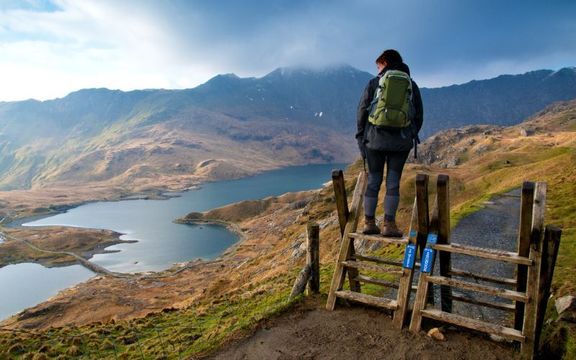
[427,327,446,341]
[519,128,528,137]
[555,295,576,322]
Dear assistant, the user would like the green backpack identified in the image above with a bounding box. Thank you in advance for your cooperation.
[368,70,413,128]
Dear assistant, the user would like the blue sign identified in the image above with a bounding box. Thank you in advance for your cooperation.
[409,230,417,238]
[421,248,436,273]
[427,233,438,245]
[402,244,417,269]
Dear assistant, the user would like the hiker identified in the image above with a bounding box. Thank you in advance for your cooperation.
[356,49,423,236]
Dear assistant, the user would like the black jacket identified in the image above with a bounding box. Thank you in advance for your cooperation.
[356,62,423,153]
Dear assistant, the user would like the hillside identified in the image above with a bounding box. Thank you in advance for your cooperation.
[1,100,574,358]
[0,66,574,196]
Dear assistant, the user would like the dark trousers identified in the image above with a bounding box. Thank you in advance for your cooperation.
[364,149,410,220]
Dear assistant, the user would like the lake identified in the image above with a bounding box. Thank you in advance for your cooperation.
[0,163,345,320]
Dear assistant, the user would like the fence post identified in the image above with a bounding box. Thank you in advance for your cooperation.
[307,222,320,294]
[535,225,562,353]
[416,174,430,258]
[332,170,349,235]
[437,174,453,312]
[521,182,546,358]
[515,181,535,330]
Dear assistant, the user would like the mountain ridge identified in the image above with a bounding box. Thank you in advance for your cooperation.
[0,65,574,191]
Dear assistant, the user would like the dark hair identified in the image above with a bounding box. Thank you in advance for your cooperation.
[376,49,403,65]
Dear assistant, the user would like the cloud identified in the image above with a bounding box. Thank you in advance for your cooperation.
[0,0,574,101]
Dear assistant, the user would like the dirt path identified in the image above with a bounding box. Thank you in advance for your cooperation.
[209,298,515,360]
[209,191,523,359]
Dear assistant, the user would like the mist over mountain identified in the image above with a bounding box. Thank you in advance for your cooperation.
[0,65,574,190]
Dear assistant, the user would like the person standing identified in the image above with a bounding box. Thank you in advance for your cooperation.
[356,49,423,236]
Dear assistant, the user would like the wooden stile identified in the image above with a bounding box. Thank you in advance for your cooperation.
[409,179,554,360]
[327,171,425,330]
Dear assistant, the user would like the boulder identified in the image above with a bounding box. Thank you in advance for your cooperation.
[427,327,446,341]
[555,295,576,322]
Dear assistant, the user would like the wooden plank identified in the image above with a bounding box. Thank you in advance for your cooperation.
[393,196,419,328]
[354,274,399,289]
[341,260,403,275]
[349,232,409,245]
[408,272,430,333]
[449,268,517,286]
[437,174,453,312]
[353,254,403,267]
[515,181,535,330]
[306,222,320,294]
[521,182,546,359]
[450,294,516,312]
[332,169,349,236]
[432,243,532,265]
[335,290,398,310]
[420,309,525,342]
[326,172,366,310]
[426,275,528,302]
[535,225,562,353]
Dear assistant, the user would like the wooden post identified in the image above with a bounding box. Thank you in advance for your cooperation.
[393,197,418,328]
[534,225,562,353]
[437,174,452,313]
[408,174,431,333]
[332,170,349,235]
[515,181,535,331]
[326,172,367,310]
[307,222,320,294]
[416,174,430,258]
[521,182,546,359]
[331,169,360,292]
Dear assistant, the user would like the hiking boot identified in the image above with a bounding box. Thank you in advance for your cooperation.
[362,216,381,235]
[382,219,403,238]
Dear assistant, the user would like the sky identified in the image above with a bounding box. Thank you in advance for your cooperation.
[0,0,574,102]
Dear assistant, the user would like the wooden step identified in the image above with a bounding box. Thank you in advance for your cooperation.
[335,290,398,310]
[450,294,516,312]
[354,274,399,288]
[349,232,408,245]
[353,254,403,267]
[420,309,525,342]
[426,276,528,302]
[449,268,517,286]
[341,260,403,275]
[432,243,532,265]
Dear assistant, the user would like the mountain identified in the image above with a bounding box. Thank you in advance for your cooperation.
[0,65,574,191]
[419,67,576,137]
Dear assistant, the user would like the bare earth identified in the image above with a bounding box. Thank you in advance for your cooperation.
[210,298,516,360]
